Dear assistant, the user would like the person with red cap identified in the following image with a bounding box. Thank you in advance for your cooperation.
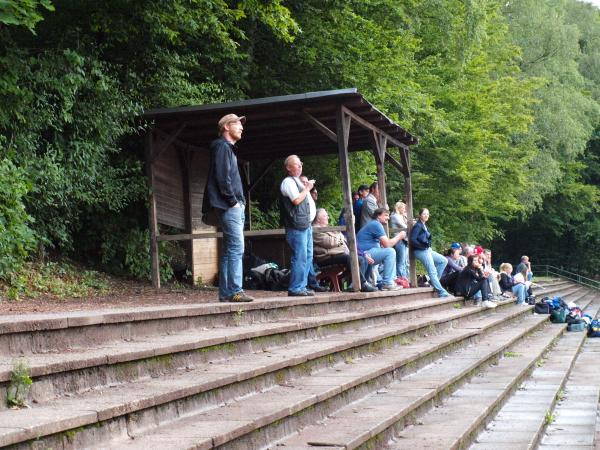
[204,114,254,303]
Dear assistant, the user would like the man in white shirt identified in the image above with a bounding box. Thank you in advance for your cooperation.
[300,175,327,292]
[279,155,315,296]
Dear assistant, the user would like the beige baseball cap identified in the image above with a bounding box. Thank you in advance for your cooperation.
[218,113,246,132]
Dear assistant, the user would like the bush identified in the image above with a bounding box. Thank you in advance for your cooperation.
[0,157,35,279]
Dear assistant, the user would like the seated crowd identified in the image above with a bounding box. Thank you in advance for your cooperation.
[306,175,535,306]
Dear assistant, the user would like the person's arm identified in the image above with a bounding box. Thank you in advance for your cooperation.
[380,230,405,248]
[290,179,314,206]
[213,144,238,207]
[314,231,341,250]
[446,257,462,272]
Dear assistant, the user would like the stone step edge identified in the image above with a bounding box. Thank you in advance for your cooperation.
[0,294,515,383]
[538,337,600,449]
[472,299,600,450]
[0,302,539,447]
[280,319,567,450]
[0,288,436,334]
[0,278,577,336]
[407,296,599,450]
[113,312,554,449]
[276,294,595,450]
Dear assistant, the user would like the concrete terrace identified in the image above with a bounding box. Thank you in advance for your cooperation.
[0,279,598,449]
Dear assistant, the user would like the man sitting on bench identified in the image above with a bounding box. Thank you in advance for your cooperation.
[312,208,377,292]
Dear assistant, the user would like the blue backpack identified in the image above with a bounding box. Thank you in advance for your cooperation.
[588,320,600,338]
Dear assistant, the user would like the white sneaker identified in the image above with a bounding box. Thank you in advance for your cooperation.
[482,300,497,308]
[382,284,402,291]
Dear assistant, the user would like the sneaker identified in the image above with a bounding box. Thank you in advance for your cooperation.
[382,284,402,291]
[288,290,315,297]
[309,285,328,292]
[501,292,512,298]
[438,291,451,298]
[474,299,482,307]
[361,282,378,292]
[227,292,254,302]
[482,300,497,308]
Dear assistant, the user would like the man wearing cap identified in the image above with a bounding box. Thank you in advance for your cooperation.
[360,182,380,231]
[205,114,254,302]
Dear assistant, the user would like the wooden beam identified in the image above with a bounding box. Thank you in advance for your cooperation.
[152,122,188,163]
[156,226,346,241]
[341,105,408,150]
[336,106,361,291]
[302,110,337,143]
[384,151,404,173]
[145,131,161,289]
[402,146,416,287]
[248,159,276,192]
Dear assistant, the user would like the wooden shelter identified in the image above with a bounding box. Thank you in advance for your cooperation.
[142,88,418,290]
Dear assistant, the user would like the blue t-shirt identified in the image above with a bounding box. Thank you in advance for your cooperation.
[356,220,385,252]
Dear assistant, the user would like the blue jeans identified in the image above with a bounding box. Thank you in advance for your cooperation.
[394,241,408,278]
[414,248,448,295]
[218,205,245,299]
[512,284,528,304]
[286,226,312,293]
[364,247,396,285]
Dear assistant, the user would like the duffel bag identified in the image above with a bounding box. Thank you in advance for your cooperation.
[568,322,586,332]
[534,302,551,314]
[550,307,569,324]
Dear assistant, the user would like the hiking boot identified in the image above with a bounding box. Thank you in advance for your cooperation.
[227,292,254,302]
[361,282,378,292]
[309,285,328,292]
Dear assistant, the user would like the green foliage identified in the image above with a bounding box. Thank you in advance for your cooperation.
[1,261,111,300]
[6,359,32,408]
[0,157,35,278]
[0,0,54,32]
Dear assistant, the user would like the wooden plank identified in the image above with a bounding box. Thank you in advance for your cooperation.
[302,110,337,143]
[146,131,161,289]
[402,146,417,287]
[156,226,346,242]
[384,151,404,173]
[152,123,188,163]
[336,106,361,291]
[341,105,407,150]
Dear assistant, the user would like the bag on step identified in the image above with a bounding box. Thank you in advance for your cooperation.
[550,307,569,324]
[534,302,551,314]
[567,322,586,332]
[527,295,536,305]
[588,320,600,337]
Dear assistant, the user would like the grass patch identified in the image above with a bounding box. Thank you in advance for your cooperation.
[1,261,114,300]
[7,359,32,408]
[545,410,555,425]
[503,351,521,358]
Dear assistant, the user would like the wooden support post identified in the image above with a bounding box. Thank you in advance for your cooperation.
[399,145,417,287]
[146,131,161,289]
[336,106,361,291]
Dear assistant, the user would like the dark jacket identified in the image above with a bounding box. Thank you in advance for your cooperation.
[455,266,486,296]
[409,220,431,250]
[204,137,245,211]
[499,273,517,292]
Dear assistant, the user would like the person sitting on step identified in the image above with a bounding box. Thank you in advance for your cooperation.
[356,208,404,291]
[499,263,529,305]
[312,208,377,292]
[455,255,496,308]
[440,246,463,294]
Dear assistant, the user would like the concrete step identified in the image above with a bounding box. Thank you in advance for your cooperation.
[113,304,551,450]
[276,292,596,450]
[0,288,437,355]
[0,298,537,449]
[531,313,600,450]
[397,293,599,450]
[0,292,518,407]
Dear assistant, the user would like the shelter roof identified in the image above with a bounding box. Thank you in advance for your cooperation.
[143,88,417,160]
